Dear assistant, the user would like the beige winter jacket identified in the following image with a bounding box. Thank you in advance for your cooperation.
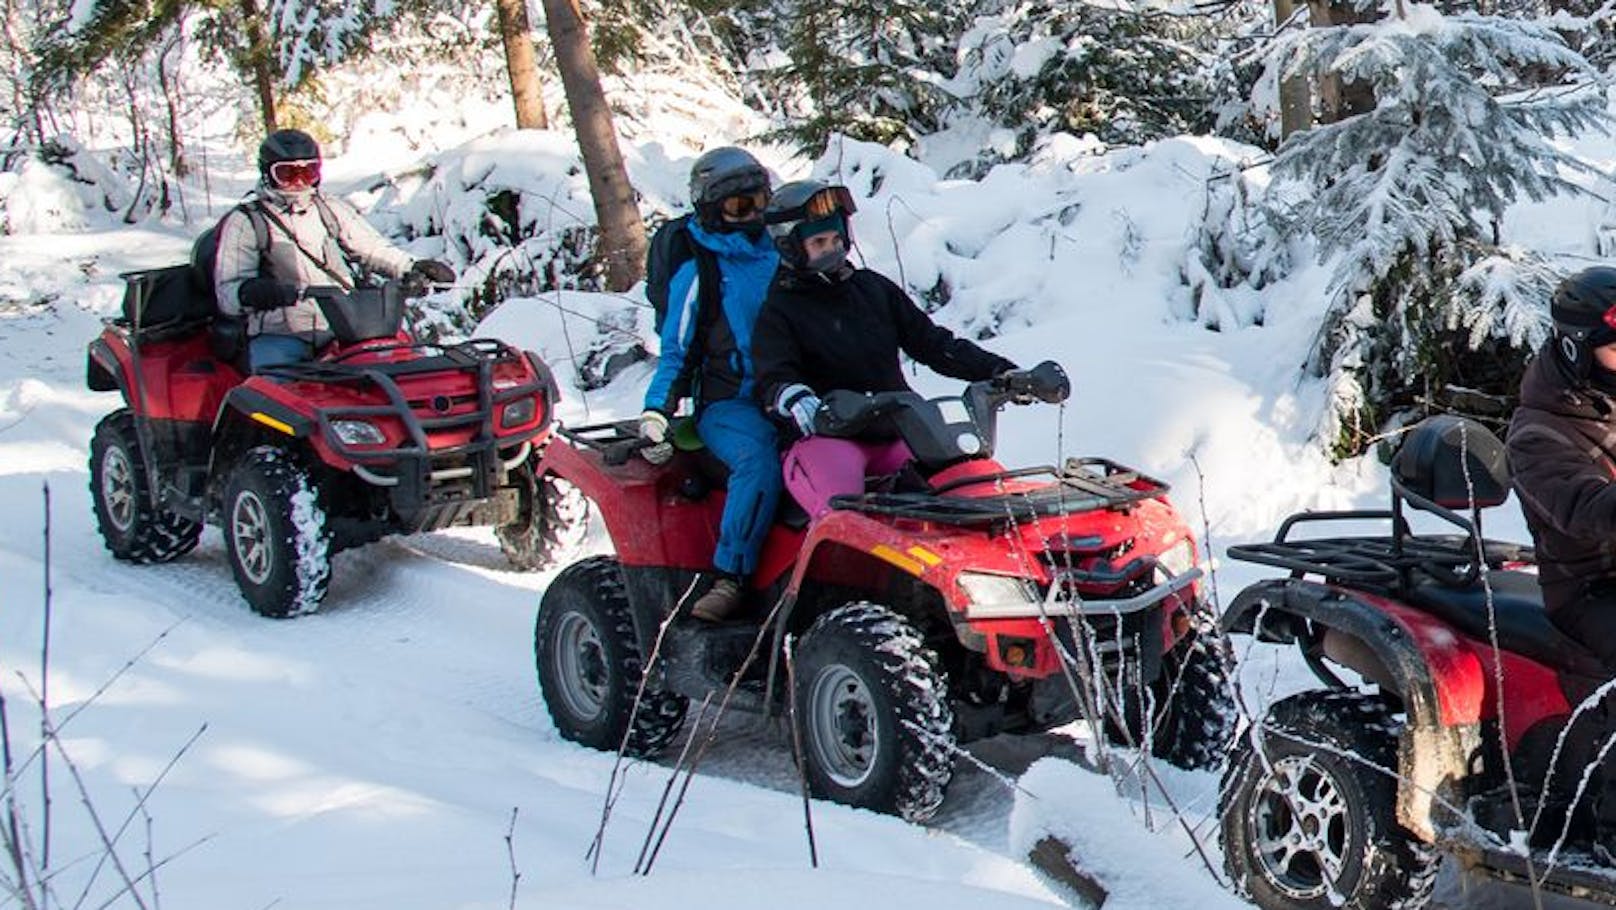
[213,186,416,337]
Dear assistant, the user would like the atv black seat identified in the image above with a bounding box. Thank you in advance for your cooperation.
[1406,570,1606,677]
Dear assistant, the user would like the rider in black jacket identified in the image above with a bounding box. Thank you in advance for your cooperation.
[752,180,1017,518]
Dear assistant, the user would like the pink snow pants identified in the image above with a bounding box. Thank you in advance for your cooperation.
[783,435,914,520]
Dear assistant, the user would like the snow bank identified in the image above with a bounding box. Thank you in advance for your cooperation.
[1009,757,1247,910]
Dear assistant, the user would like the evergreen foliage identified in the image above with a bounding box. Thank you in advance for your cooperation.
[1261,2,1607,455]
[955,2,1218,160]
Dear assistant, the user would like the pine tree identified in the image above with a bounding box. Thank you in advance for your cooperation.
[715,0,965,149]
[1261,2,1607,454]
[954,0,1219,164]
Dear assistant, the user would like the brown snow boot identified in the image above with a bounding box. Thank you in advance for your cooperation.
[689,574,744,623]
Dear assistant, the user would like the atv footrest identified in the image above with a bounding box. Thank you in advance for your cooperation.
[660,621,771,706]
[1449,837,1616,905]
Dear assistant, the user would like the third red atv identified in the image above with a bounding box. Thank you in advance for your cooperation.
[86,258,567,618]
[532,362,1235,821]
[1218,415,1616,910]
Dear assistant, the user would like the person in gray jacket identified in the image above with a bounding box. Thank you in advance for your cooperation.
[214,129,455,370]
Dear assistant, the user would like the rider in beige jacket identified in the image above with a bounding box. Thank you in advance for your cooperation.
[214,129,453,369]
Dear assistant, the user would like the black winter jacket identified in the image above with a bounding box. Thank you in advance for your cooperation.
[1508,348,1616,614]
[752,268,1016,429]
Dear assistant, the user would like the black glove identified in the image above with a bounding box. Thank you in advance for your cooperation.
[410,259,455,285]
[994,361,1070,404]
[238,278,300,313]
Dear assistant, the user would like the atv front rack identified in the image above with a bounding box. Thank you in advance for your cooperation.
[1226,509,1533,590]
[259,338,554,467]
[831,458,1168,527]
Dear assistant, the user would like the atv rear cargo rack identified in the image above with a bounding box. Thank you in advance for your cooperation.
[831,457,1168,527]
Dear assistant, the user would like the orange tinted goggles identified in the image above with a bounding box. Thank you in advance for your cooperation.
[719,189,770,219]
[803,185,856,218]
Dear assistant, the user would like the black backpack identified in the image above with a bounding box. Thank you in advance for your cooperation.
[645,214,722,336]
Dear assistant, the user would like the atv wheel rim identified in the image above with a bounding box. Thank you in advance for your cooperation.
[100,444,136,532]
[230,490,274,585]
[552,612,608,721]
[1248,755,1350,900]
[807,664,878,788]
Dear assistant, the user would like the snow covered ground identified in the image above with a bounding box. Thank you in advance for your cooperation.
[0,87,1579,908]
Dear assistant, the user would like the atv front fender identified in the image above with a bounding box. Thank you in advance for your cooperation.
[1224,578,1483,842]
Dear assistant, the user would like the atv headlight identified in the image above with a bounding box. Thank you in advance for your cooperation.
[1157,539,1199,578]
[958,572,1040,618]
[331,419,386,446]
[501,396,538,428]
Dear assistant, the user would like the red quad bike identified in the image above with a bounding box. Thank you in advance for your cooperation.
[1218,414,1616,910]
[85,259,566,618]
[533,362,1237,821]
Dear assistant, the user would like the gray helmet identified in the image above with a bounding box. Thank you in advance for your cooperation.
[258,129,321,183]
[689,147,770,231]
[1552,266,1616,382]
[764,180,858,273]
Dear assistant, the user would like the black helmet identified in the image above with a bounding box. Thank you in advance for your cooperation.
[764,180,857,274]
[1551,266,1616,382]
[689,147,770,231]
[257,129,321,184]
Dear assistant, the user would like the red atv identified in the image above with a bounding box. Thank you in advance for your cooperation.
[532,362,1235,821]
[85,258,564,617]
[1219,414,1616,910]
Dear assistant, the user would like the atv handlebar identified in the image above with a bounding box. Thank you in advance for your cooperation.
[813,360,1071,469]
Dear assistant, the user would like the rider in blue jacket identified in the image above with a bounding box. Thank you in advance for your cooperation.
[639,147,780,621]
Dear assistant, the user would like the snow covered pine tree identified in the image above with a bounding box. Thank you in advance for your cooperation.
[1259,2,1608,456]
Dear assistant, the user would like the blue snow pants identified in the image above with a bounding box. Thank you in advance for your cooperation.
[696,398,781,576]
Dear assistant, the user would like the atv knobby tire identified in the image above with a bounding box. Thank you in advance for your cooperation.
[1220,689,1438,910]
[792,602,956,822]
[89,409,202,563]
[497,470,588,572]
[1131,623,1237,770]
[222,447,332,618]
[536,556,687,756]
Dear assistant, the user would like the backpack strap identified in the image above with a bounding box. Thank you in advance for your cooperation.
[243,203,270,259]
[311,194,349,260]
[679,243,725,404]
[253,197,357,289]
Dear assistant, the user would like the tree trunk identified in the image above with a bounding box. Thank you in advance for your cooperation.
[1308,0,1378,124]
[158,32,188,178]
[541,0,647,292]
[497,0,548,129]
[0,0,40,146]
[1274,0,1310,138]
[240,0,278,134]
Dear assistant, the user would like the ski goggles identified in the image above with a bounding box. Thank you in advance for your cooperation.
[269,159,321,188]
[765,185,858,226]
[719,189,771,220]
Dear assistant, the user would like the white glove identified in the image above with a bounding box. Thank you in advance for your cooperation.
[778,385,822,437]
[639,410,673,465]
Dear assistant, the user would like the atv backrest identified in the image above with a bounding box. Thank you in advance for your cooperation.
[1391,415,1510,510]
[120,264,213,330]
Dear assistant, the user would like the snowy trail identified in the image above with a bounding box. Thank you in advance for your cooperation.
[0,208,1370,907]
